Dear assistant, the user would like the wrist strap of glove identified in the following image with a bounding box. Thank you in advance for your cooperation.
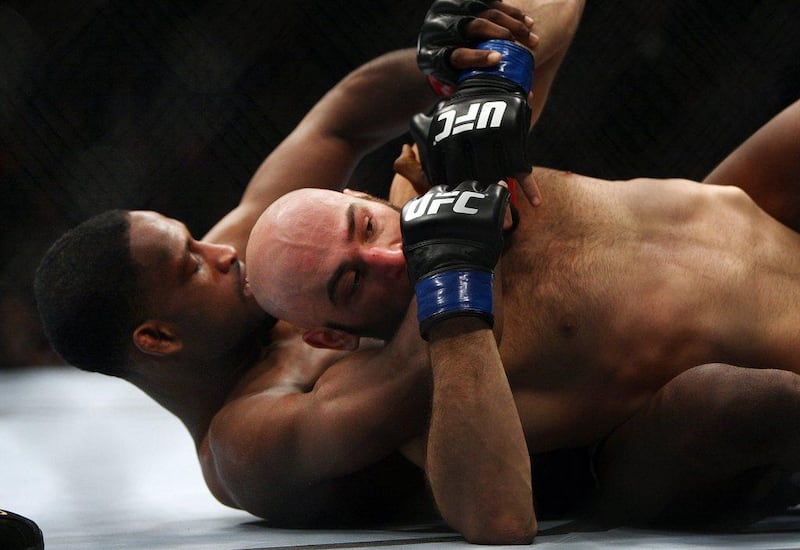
[415,270,494,339]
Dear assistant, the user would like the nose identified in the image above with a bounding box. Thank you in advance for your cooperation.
[206,242,238,273]
[363,244,406,279]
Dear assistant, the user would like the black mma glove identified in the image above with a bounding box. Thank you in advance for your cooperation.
[410,78,531,188]
[401,180,509,338]
[417,0,494,87]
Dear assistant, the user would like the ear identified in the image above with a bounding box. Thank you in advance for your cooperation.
[302,328,359,351]
[133,321,183,356]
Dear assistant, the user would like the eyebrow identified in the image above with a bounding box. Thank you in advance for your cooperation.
[326,203,357,305]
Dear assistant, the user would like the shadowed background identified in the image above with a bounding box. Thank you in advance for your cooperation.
[1,0,799,367]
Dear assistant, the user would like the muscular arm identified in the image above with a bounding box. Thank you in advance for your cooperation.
[520,0,584,127]
[207,310,433,524]
[204,48,437,253]
[704,98,800,231]
[427,317,534,544]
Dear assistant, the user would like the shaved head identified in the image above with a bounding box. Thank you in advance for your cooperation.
[247,189,345,325]
[246,188,412,339]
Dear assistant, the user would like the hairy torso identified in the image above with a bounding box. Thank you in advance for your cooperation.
[500,168,800,451]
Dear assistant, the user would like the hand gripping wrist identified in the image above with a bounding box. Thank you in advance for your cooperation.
[417,0,493,85]
[401,181,508,339]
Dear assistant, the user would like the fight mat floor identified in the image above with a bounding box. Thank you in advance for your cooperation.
[2,367,799,549]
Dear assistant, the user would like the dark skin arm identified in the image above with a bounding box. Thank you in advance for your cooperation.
[208,310,433,524]
[204,4,541,252]
[203,48,436,252]
[703,98,800,231]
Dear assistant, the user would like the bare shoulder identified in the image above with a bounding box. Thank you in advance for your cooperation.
[197,325,351,513]
[195,321,429,524]
[199,373,331,519]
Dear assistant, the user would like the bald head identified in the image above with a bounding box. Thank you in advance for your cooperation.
[245,188,412,339]
[247,189,341,326]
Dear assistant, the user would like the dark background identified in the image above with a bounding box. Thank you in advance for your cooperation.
[1,1,799,367]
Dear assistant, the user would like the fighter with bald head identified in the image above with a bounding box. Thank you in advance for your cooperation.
[247,87,800,530]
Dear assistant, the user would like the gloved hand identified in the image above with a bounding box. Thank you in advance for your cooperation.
[414,32,535,190]
[417,0,495,87]
[410,79,531,188]
[401,180,509,338]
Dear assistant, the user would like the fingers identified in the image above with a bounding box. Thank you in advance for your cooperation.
[449,47,502,70]
[450,4,538,71]
[393,144,431,195]
[515,171,543,207]
[468,7,539,49]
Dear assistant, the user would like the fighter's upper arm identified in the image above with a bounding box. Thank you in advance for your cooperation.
[203,326,432,521]
[203,388,385,520]
[520,0,585,126]
[202,123,358,255]
[704,99,800,228]
[203,48,432,252]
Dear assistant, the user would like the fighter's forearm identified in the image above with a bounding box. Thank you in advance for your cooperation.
[515,0,584,125]
[510,0,584,66]
[426,318,535,545]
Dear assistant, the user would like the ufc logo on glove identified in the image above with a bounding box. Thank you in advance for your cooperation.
[403,189,487,220]
[400,181,509,339]
[433,100,508,144]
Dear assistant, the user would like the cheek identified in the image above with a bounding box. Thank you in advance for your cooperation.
[384,222,402,247]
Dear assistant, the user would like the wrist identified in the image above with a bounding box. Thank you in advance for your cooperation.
[415,270,494,339]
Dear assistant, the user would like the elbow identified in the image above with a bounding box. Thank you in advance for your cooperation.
[454,509,537,545]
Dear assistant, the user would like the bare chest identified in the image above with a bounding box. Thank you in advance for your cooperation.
[497,205,800,448]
